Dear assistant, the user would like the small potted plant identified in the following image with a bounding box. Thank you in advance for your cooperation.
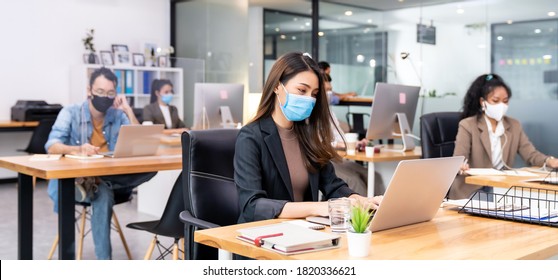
[83,28,96,64]
[347,200,375,257]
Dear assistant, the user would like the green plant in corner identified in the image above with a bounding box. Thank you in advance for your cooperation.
[349,201,375,233]
[82,29,95,53]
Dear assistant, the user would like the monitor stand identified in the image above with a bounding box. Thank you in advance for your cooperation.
[384,113,416,153]
[219,106,236,128]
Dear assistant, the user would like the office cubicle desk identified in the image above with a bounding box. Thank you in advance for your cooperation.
[340,145,421,197]
[195,207,558,260]
[0,151,182,260]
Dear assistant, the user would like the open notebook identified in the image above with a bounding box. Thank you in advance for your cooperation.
[236,222,339,255]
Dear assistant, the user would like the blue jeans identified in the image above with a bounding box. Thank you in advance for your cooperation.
[49,172,157,260]
[89,172,156,259]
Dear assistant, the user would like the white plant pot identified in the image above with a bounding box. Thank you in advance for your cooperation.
[346,230,371,257]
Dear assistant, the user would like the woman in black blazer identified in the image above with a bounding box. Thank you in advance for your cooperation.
[143,79,186,129]
[235,52,382,223]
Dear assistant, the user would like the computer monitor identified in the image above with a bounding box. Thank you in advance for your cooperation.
[192,83,244,129]
[366,83,420,152]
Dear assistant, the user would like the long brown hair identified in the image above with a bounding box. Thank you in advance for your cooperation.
[251,52,341,172]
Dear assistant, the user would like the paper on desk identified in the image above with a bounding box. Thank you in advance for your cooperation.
[465,168,538,177]
[29,154,62,161]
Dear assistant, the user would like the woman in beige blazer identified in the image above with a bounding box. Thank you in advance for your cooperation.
[143,79,186,129]
[450,74,558,199]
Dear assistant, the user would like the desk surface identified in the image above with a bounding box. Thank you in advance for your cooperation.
[337,96,373,106]
[0,121,39,128]
[0,153,181,180]
[465,174,558,191]
[341,145,421,163]
[195,207,558,260]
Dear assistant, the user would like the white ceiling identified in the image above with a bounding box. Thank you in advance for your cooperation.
[252,0,557,35]
[250,0,557,25]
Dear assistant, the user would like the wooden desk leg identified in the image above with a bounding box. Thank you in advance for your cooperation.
[18,173,33,260]
[58,178,75,260]
[367,163,375,197]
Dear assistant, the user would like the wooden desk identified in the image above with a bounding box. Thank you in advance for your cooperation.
[0,153,182,260]
[337,96,373,106]
[0,121,39,132]
[341,145,421,196]
[195,207,558,260]
[465,174,558,191]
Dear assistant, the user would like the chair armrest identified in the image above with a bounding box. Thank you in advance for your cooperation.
[179,210,220,229]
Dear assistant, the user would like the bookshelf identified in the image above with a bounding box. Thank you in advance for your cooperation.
[70,65,184,117]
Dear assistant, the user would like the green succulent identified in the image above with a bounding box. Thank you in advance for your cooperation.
[349,202,375,233]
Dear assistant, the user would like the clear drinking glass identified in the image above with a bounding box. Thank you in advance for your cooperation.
[328,197,351,233]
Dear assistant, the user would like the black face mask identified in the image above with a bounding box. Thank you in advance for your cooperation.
[91,95,114,113]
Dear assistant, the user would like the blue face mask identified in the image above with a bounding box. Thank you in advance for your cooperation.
[161,94,173,105]
[277,83,316,121]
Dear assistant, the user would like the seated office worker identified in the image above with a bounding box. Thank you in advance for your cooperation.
[450,73,558,199]
[45,67,156,259]
[317,61,358,104]
[143,79,186,129]
[234,52,381,223]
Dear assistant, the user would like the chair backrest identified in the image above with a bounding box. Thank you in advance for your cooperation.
[419,112,461,158]
[182,129,239,259]
[147,173,184,239]
[24,119,56,154]
[345,112,370,140]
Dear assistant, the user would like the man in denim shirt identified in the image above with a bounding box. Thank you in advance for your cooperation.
[45,67,155,259]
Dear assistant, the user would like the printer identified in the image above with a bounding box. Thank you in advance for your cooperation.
[11,100,63,122]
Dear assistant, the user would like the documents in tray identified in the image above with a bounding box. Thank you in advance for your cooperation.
[29,154,62,161]
[465,168,538,177]
[236,222,340,255]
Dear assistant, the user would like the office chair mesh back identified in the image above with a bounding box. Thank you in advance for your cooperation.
[181,129,239,260]
[420,112,461,158]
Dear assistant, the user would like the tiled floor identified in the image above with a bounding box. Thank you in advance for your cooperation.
[0,180,176,260]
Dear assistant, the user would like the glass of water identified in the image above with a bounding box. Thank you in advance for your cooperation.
[328,197,351,233]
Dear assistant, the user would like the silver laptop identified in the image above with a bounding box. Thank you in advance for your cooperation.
[369,156,464,231]
[102,124,164,158]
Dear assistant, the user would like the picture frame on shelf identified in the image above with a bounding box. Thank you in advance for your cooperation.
[132,53,145,66]
[100,51,114,66]
[111,44,129,54]
[114,51,131,65]
[157,55,169,68]
[83,53,99,64]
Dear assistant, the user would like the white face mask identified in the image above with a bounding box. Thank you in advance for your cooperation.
[483,101,508,121]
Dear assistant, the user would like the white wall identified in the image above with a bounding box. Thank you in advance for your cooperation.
[383,9,489,98]
[0,0,170,120]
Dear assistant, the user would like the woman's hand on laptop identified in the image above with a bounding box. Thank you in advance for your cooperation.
[349,194,383,210]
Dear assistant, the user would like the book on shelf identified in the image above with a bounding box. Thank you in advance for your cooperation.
[125,70,133,94]
[114,70,123,93]
[236,221,340,255]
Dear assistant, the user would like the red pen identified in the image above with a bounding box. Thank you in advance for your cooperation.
[253,233,283,247]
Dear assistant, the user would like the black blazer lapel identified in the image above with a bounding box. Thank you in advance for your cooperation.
[260,117,294,201]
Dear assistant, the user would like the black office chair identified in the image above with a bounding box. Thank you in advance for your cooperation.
[18,119,56,154]
[419,112,461,158]
[132,108,144,124]
[126,173,185,260]
[179,129,239,260]
[345,112,370,140]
